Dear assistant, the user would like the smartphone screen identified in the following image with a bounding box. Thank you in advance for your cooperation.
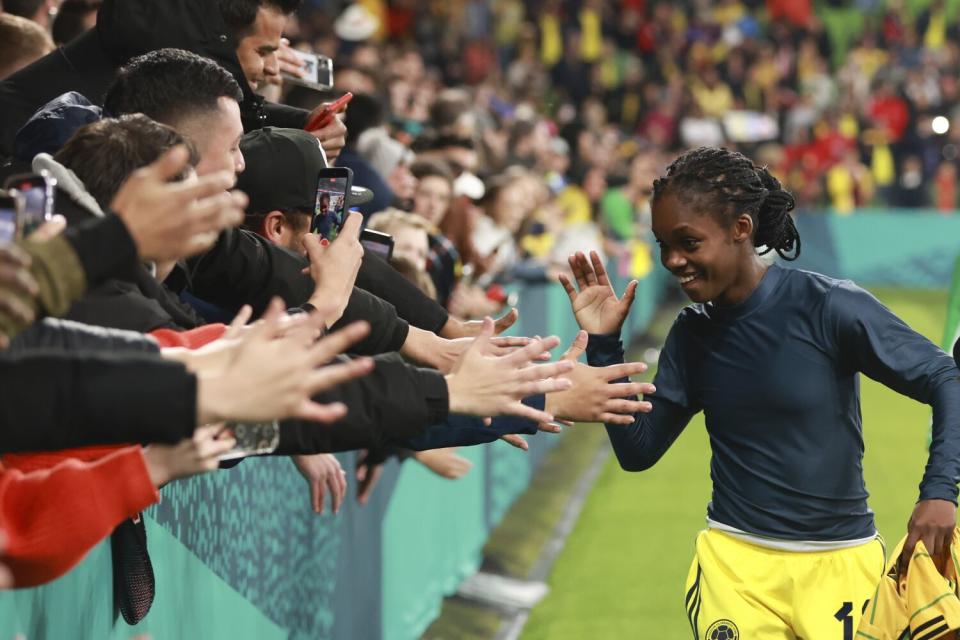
[0,197,19,244]
[316,55,334,88]
[6,174,54,236]
[360,229,394,261]
[313,170,350,240]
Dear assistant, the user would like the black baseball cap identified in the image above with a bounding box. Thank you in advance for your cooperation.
[236,127,372,215]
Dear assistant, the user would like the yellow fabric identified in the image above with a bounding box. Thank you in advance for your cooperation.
[556,186,592,225]
[685,529,884,639]
[540,14,562,66]
[712,1,745,26]
[628,239,652,279]
[857,531,960,640]
[357,0,387,41]
[850,47,889,81]
[691,81,734,118]
[925,10,947,51]
[579,8,602,62]
[827,165,856,215]
[840,113,860,138]
[520,231,554,258]
[872,144,896,187]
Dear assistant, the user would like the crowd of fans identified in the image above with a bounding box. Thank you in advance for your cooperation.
[1,0,958,626]
[0,0,657,619]
[282,0,960,223]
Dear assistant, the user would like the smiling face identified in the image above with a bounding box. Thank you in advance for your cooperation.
[235,6,286,91]
[651,192,755,305]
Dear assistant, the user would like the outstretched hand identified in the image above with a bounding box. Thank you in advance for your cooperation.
[445,317,573,423]
[559,251,637,335]
[197,298,375,425]
[544,331,655,425]
[445,308,519,339]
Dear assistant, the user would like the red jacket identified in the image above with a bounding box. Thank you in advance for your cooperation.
[0,323,224,586]
[0,446,158,587]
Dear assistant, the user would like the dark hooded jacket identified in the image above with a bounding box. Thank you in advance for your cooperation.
[0,0,308,157]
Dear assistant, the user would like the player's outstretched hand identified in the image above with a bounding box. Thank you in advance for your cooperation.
[196,298,374,425]
[559,251,637,335]
[900,498,957,574]
[445,317,572,422]
[544,331,654,425]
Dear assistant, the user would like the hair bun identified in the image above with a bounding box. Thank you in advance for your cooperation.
[755,168,800,260]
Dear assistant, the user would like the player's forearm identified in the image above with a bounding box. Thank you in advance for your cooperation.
[586,332,692,471]
[919,379,960,503]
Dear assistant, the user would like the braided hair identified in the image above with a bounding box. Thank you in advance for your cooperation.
[651,147,801,260]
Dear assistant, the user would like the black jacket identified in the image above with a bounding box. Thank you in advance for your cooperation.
[1,320,196,453]
[0,0,309,156]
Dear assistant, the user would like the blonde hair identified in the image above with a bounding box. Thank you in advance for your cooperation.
[368,207,436,236]
[0,13,54,80]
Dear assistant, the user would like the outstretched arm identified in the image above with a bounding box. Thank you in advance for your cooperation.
[559,251,697,471]
[586,331,696,471]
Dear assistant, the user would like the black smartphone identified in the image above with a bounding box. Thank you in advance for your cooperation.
[217,421,281,461]
[4,171,56,237]
[0,192,22,244]
[312,166,353,240]
[360,228,394,261]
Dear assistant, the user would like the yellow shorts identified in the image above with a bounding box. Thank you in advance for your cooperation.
[684,529,886,640]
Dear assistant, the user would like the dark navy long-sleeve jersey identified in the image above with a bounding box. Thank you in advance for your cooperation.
[587,264,960,541]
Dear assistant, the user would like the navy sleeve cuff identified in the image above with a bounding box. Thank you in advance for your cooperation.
[586,332,625,367]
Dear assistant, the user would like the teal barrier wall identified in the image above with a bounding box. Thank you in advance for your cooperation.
[0,261,668,640]
[792,210,960,288]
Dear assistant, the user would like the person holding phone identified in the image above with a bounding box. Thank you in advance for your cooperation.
[0,0,350,162]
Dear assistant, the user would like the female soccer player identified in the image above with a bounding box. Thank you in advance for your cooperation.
[559,147,960,639]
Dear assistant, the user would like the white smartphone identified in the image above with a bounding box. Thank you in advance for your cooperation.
[284,50,334,91]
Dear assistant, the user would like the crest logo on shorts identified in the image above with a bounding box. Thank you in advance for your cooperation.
[706,619,739,640]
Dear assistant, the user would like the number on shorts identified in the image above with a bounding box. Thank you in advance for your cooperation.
[835,602,853,640]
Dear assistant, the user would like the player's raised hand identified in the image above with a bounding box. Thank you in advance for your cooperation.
[559,251,637,335]
[543,330,654,426]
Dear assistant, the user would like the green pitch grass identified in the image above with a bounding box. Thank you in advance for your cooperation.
[520,288,949,640]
